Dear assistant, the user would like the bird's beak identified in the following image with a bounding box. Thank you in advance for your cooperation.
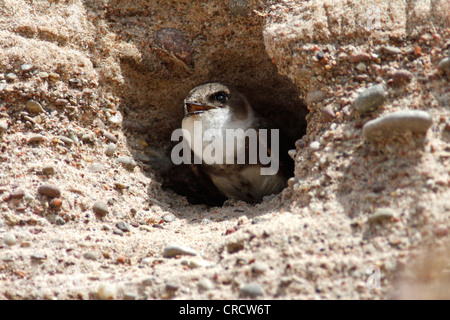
[184,102,217,116]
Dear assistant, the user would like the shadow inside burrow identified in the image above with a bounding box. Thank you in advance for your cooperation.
[84,0,308,209]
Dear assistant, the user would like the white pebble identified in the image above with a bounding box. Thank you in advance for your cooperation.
[3,232,17,246]
[310,141,321,150]
[97,283,115,300]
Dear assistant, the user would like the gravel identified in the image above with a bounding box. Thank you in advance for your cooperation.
[3,232,18,246]
[26,100,44,114]
[163,244,197,258]
[37,183,61,198]
[240,282,263,297]
[92,202,108,217]
[354,84,387,113]
[363,110,433,140]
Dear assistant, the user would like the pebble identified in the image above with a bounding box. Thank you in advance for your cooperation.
[83,252,97,260]
[154,28,193,67]
[105,143,117,157]
[42,164,55,175]
[0,120,8,132]
[103,132,117,143]
[58,136,73,147]
[49,72,60,81]
[37,183,61,198]
[55,217,65,225]
[117,156,136,170]
[380,46,401,55]
[26,100,44,114]
[434,225,448,237]
[92,201,108,217]
[3,232,18,246]
[322,105,336,120]
[123,292,137,300]
[229,0,249,16]
[354,84,387,113]
[116,221,131,232]
[97,284,115,300]
[349,52,371,63]
[391,69,413,85]
[198,278,214,291]
[5,73,17,81]
[310,141,320,150]
[438,57,450,76]
[307,90,325,103]
[10,189,25,199]
[163,243,197,258]
[38,71,49,78]
[240,282,263,298]
[31,253,46,262]
[81,133,95,144]
[113,229,124,236]
[20,64,33,72]
[252,262,268,274]
[363,110,432,140]
[368,208,397,224]
[28,134,45,143]
[162,214,176,223]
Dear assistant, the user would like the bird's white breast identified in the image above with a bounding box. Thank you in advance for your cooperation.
[182,108,254,164]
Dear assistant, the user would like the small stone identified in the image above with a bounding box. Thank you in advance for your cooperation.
[117,156,136,170]
[123,292,137,300]
[163,243,197,258]
[162,214,176,223]
[356,62,367,72]
[42,164,55,175]
[363,110,433,140]
[10,189,25,199]
[97,284,115,300]
[3,232,18,246]
[0,120,8,132]
[20,64,33,72]
[380,46,401,55]
[92,201,108,217]
[240,282,263,298]
[307,90,325,103]
[48,72,60,81]
[37,183,61,198]
[54,99,68,106]
[116,221,131,232]
[58,136,73,147]
[154,28,193,67]
[55,217,65,225]
[113,229,124,236]
[83,252,97,260]
[198,278,214,291]
[105,143,117,157]
[368,208,397,224]
[31,253,46,262]
[434,225,448,237]
[229,0,249,16]
[349,52,371,63]
[252,262,268,274]
[287,177,297,188]
[103,132,117,143]
[5,73,17,81]
[81,133,95,144]
[322,105,336,120]
[26,100,44,114]
[391,69,413,85]
[38,71,49,78]
[28,134,45,143]
[438,57,450,77]
[354,84,387,113]
[310,141,320,150]
[49,198,63,208]
[181,258,213,269]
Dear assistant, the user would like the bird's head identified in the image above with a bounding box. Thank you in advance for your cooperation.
[183,82,251,121]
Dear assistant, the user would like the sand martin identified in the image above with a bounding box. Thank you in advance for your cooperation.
[181,82,292,203]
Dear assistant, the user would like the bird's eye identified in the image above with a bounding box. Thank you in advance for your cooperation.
[211,91,228,103]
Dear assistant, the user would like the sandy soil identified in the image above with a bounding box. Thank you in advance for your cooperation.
[0,0,449,300]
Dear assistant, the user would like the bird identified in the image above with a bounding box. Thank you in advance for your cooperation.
[181,82,292,203]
